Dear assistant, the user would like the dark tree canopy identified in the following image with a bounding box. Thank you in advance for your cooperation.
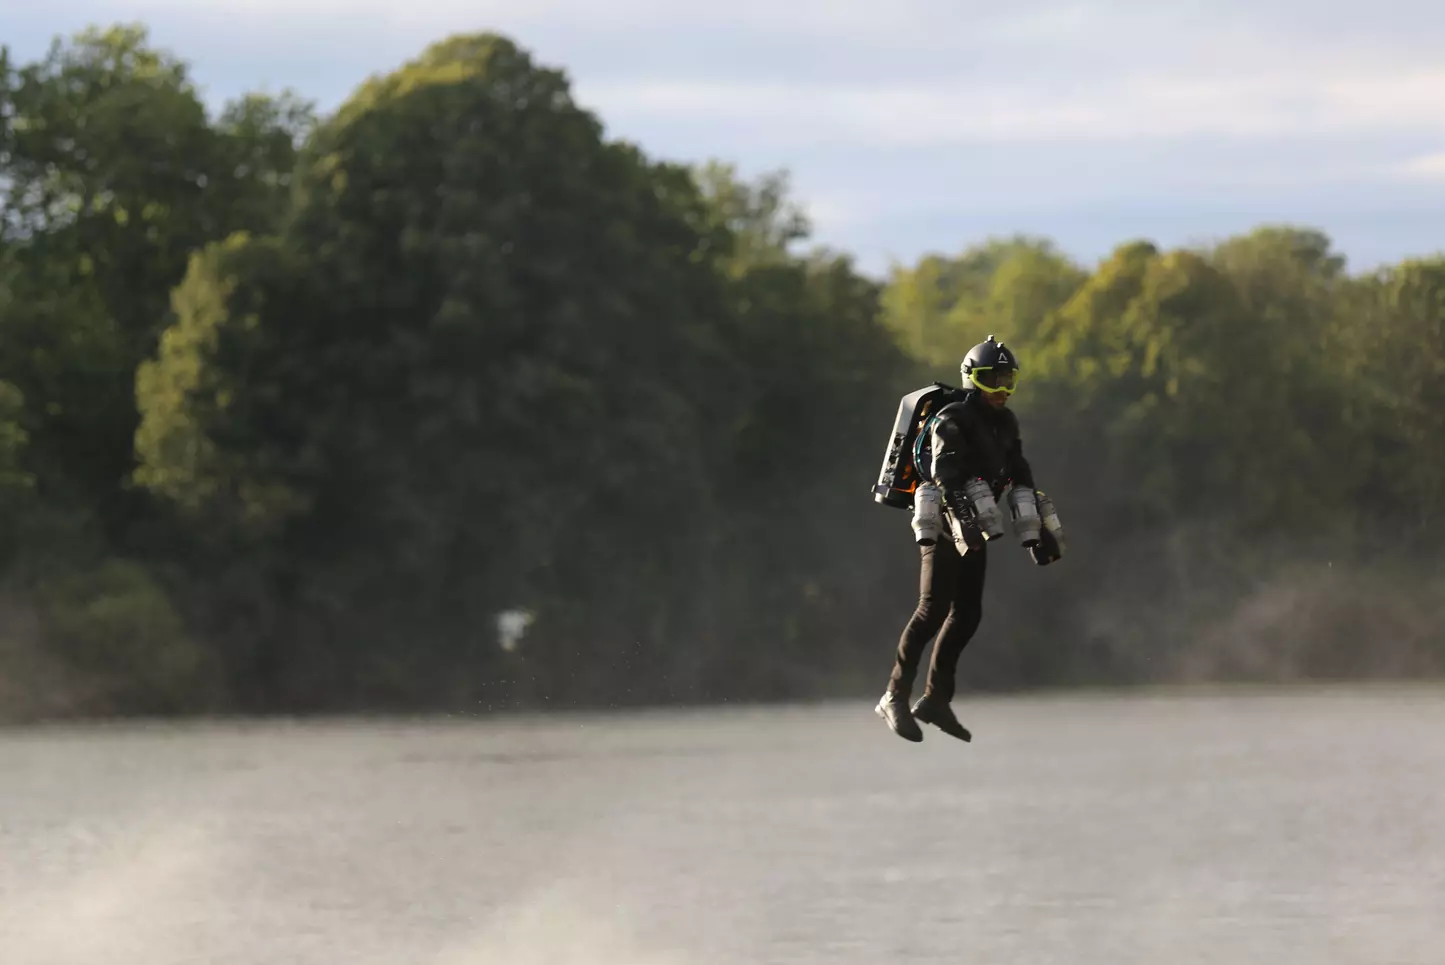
[1,25,1443,720]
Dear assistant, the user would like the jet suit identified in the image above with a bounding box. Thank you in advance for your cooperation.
[873,334,1062,742]
[885,386,1036,723]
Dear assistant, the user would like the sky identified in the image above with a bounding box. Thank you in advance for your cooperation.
[4,0,1445,276]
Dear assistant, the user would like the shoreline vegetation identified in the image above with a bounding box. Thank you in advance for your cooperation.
[1,25,1442,723]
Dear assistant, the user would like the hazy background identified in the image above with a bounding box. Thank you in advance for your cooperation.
[0,3,1442,719]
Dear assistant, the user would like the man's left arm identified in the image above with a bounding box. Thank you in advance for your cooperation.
[1007,417,1064,565]
[1004,412,1036,489]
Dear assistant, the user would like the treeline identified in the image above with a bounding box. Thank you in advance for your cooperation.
[889,232,1445,689]
[1,26,1442,721]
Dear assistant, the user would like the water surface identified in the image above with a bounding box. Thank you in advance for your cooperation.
[3,686,1443,964]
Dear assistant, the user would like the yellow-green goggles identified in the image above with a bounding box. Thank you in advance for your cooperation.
[969,366,1018,395]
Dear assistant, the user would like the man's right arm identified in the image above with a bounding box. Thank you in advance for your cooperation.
[929,405,975,490]
[929,405,989,545]
[929,403,1011,546]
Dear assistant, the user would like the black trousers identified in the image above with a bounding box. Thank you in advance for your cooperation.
[888,538,987,703]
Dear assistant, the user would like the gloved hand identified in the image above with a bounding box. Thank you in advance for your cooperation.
[1029,527,1062,566]
[952,517,985,554]
[1028,489,1065,565]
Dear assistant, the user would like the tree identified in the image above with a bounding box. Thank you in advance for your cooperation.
[136,33,736,708]
[1343,258,1445,553]
[880,236,1085,376]
[0,24,313,525]
[692,160,810,274]
[5,22,1443,715]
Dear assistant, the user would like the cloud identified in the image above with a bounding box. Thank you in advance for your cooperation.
[77,0,1439,80]
[112,0,957,37]
[801,195,864,233]
[24,1,1445,117]
[578,67,1445,147]
[1395,152,1445,180]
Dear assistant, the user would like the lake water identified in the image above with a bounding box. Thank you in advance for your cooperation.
[2,686,1443,964]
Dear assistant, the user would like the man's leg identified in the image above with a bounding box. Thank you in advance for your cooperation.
[923,541,987,702]
[878,541,957,742]
[912,543,987,741]
[887,540,957,699]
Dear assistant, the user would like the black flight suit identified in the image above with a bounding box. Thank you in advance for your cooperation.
[887,388,1036,703]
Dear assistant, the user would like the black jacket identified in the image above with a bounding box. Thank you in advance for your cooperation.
[927,389,1035,497]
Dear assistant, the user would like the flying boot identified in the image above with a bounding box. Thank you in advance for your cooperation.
[875,689,923,742]
[911,694,972,742]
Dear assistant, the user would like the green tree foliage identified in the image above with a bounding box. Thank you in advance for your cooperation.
[0,25,312,716]
[4,24,1445,719]
[131,34,909,710]
[1342,257,1445,553]
[693,161,811,274]
[39,557,214,715]
[881,236,1085,376]
[893,226,1445,686]
[0,378,35,565]
[0,24,311,520]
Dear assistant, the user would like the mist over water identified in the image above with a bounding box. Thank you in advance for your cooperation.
[4,687,1443,965]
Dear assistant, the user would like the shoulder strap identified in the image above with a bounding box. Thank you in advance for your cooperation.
[912,411,938,478]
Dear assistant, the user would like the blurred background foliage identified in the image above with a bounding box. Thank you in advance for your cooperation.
[2,26,1442,720]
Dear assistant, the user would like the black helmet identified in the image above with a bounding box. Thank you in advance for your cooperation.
[961,335,1020,396]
